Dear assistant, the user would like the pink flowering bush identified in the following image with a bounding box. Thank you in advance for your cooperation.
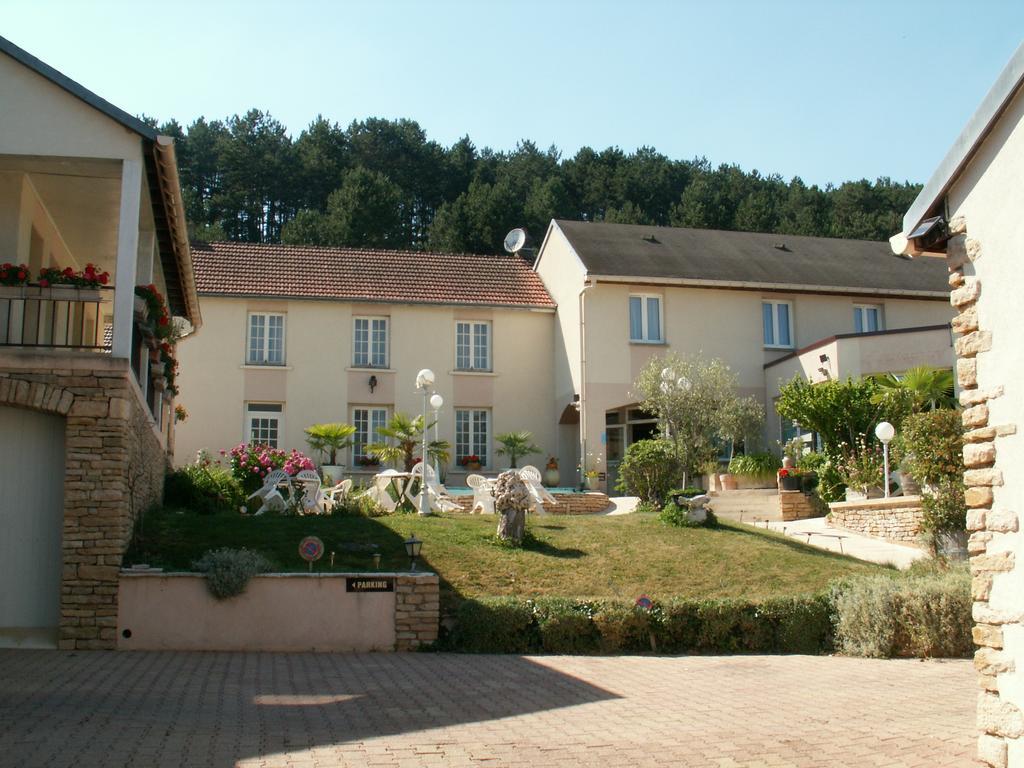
[222,443,315,494]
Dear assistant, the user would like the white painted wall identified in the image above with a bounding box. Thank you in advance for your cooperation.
[174,296,557,481]
[945,82,1024,759]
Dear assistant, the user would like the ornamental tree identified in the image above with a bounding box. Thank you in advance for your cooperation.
[633,353,764,487]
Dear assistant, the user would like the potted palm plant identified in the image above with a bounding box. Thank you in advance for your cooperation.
[304,422,357,485]
[368,412,450,472]
[495,430,542,469]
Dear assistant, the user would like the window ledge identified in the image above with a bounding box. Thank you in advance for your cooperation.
[629,340,667,346]
[763,345,795,351]
[240,364,292,370]
[346,367,395,373]
[449,369,497,377]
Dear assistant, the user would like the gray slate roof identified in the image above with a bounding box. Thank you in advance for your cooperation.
[553,220,950,296]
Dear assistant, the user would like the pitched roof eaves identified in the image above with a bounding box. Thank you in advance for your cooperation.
[586,273,948,299]
[195,290,555,310]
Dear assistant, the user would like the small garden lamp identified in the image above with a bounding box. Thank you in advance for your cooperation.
[404,533,423,571]
[430,392,444,479]
[415,369,435,517]
[875,421,895,499]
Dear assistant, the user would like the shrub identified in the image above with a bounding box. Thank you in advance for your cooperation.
[330,490,388,517]
[831,569,971,658]
[921,477,967,536]
[192,548,274,600]
[165,460,244,514]
[615,439,681,503]
[592,603,655,653]
[443,598,538,653]
[897,409,964,486]
[658,490,716,528]
[728,451,781,480]
[534,599,601,653]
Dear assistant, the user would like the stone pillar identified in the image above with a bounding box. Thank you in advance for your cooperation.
[394,573,440,650]
[946,219,1021,767]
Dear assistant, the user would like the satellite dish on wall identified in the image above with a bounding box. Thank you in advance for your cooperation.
[503,228,527,254]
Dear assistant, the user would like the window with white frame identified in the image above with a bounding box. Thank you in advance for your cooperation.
[246,403,283,447]
[246,313,285,365]
[762,300,793,348]
[353,316,389,368]
[455,408,490,466]
[455,321,491,370]
[352,406,388,462]
[853,304,883,334]
[628,294,663,342]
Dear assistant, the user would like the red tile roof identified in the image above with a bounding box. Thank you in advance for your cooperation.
[191,241,556,309]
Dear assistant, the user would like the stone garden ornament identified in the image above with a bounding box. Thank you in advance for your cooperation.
[494,469,531,544]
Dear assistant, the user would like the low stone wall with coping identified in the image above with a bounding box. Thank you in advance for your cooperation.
[779,491,820,521]
[452,491,611,515]
[827,496,925,547]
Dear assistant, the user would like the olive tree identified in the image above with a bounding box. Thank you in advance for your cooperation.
[633,353,764,487]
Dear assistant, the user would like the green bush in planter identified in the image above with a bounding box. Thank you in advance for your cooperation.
[192,547,274,600]
[727,452,781,482]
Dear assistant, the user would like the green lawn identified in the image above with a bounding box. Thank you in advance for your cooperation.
[128,508,887,609]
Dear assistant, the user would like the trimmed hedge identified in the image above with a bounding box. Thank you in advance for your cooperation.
[438,572,970,658]
[438,594,833,655]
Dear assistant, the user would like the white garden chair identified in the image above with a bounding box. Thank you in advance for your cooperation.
[356,470,401,513]
[466,473,495,515]
[320,478,353,513]
[295,469,325,515]
[247,469,291,515]
[519,465,556,513]
[406,463,461,514]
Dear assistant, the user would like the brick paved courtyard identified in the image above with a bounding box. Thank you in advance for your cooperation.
[0,651,973,767]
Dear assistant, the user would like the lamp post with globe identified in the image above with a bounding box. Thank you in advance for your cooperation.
[415,369,436,516]
[875,421,895,499]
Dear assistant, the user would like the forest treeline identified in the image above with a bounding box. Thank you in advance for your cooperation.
[152,109,921,254]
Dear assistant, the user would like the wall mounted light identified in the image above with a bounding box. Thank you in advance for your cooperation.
[368,375,378,393]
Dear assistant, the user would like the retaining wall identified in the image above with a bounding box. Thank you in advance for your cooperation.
[117,572,439,652]
[827,496,925,547]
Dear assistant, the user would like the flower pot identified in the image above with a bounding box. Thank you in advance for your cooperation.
[544,467,560,487]
[584,475,599,491]
[320,465,344,485]
[780,476,802,492]
[719,473,738,491]
[465,461,481,472]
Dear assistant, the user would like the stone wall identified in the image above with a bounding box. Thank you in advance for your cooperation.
[0,350,169,650]
[394,574,440,650]
[827,496,925,546]
[779,491,820,521]
[943,221,1022,767]
[453,491,611,515]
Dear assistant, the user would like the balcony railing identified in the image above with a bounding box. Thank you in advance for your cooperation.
[0,285,112,349]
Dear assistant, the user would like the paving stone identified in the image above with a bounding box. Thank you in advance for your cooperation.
[0,650,974,767]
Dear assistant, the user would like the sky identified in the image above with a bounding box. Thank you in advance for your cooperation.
[3,1,1023,187]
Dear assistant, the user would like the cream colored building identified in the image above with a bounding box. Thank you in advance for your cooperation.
[0,35,200,649]
[891,40,1024,768]
[535,220,954,490]
[174,242,557,485]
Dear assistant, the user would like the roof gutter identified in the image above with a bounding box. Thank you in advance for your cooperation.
[895,40,1024,252]
[152,136,202,330]
[587,273,948,300]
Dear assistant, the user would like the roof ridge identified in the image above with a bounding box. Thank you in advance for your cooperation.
[195,240,524,261]
[553,218,890,245]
